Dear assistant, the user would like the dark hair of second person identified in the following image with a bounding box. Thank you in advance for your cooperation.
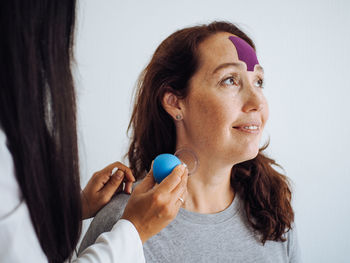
[0,1,81,262]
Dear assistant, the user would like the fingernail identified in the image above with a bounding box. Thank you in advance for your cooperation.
[178,164,186,171]
[116,171,123,180]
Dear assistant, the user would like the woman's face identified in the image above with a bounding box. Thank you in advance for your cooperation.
[180,32,269,165]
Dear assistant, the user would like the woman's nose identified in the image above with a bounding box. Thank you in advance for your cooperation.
[241,85,265,113]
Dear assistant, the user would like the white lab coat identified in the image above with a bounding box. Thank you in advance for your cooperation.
[0,129,145,263]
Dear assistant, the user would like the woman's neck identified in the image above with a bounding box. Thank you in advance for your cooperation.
[181,154,235,214]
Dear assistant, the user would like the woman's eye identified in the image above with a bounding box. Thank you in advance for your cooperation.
[222,77,239,87]
[254,78,264,88]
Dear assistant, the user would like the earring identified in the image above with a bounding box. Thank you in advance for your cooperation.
[175,114,182,120]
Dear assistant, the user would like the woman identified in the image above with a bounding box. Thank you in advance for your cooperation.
[0,1,187,262]
[79,21,301,262]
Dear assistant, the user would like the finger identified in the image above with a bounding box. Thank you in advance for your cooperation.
[172,175,188,207]
[175,194,186,207]
[133,173,155,194]
[99,169,125,200]
[122,166,136,194]
[115,179,125,194]
[101,161,123,173]
[110,162,135,182]
[124,180,133,194]
[90,173,111,192]
[102,162,135,182]
[134,161,155,193]
[171,166,188,196]
[157,164,186,193]
[89,163,118,192]
[120,165,136,183]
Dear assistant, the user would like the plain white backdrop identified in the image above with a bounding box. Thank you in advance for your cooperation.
[75,0,350,262]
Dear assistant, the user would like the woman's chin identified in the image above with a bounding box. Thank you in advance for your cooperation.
[234,148,260,164]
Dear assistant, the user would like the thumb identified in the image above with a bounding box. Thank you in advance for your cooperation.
[134,161,155,193]
[99,169,125,199]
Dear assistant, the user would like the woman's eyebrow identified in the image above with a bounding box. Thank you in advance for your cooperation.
[212,62,264,74]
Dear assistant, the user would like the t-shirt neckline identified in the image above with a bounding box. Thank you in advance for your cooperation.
[177,193,241,225]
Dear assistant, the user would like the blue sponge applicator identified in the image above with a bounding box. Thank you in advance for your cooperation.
[153,154,182,184]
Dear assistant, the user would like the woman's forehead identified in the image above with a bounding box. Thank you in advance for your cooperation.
[228,36,259,72]
[197,32,261,74]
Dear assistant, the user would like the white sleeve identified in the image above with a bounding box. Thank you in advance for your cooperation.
[0,201,48,261]
[0,202,145,263]
[75,219,145,263]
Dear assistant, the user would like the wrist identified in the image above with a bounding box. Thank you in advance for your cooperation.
[81,191,91,220]
[121,215,147,244]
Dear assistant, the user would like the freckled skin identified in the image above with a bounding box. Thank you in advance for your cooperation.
[178,32,269,166]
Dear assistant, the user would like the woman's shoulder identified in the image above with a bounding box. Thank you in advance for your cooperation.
[285,223,302,262]
[78,192,131,254]
[96,192,131,221]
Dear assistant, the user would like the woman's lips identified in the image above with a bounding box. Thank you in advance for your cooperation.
[233,123,261,134]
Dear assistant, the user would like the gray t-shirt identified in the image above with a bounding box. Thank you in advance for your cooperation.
[79,193,301,263]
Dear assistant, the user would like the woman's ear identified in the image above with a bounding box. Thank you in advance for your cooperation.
[162,91,183,121]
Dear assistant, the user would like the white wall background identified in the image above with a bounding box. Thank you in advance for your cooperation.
[75,0,350,262]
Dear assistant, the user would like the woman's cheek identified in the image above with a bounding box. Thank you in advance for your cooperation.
[263,101,269,124]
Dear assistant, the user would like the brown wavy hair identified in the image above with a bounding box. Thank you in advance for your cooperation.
[127,21,294,244]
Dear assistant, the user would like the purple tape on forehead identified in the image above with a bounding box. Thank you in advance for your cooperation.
[228,36,259,72]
